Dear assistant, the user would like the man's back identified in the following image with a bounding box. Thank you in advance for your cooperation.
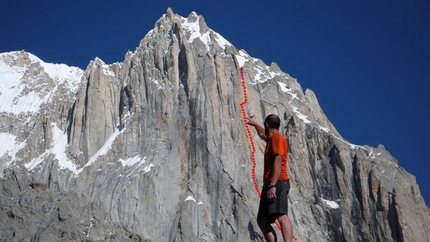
[263,131,289,182]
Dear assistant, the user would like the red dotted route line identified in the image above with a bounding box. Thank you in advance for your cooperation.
[239,67,298,241]
[239,67,261,198]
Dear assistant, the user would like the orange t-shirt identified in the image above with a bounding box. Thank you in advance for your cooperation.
[263,131,289,182]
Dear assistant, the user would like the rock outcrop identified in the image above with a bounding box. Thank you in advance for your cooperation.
[0,8,429,241]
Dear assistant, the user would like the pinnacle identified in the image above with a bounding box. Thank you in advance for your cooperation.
[166,7,174,19]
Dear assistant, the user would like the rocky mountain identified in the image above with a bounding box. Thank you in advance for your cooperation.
[1,8,429,242]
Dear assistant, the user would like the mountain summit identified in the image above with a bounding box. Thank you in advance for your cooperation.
[1,8,429,241]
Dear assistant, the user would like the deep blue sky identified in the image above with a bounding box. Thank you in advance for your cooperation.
[1,1,429,205]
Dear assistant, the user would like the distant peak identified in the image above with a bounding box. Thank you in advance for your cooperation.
[187,11,199,21]
[166,7,175,19]
[0,50,41,68]
[269,62,281,73]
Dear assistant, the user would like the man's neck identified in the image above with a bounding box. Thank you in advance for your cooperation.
[267,128,279,137]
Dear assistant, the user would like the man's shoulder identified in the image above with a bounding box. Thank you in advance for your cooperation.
[273,131,286,140]
[272,132,288,145]
[270,132,287,143]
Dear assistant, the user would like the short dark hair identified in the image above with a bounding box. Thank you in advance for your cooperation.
[265,114,280,129]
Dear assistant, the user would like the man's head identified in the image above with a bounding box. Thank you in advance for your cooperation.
[264,114,280,130]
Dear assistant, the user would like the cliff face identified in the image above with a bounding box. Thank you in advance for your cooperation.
[0,8,429,242]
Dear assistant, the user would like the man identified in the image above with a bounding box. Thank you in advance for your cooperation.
[246,114,293,242]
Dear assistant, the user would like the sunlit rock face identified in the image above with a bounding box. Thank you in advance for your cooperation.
[0,8,429,242]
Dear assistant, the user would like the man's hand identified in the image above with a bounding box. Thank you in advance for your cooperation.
[246,117,267,141]
[246,117,257,127]
[267,187,277,202]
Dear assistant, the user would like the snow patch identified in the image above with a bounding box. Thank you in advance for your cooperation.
[321,198,339,209]
[319,126,330,133]
[78,128,123,174]
[181,15,231,51]
[278,81,298,102]
[0,51,83,114]
[91,58,116,77]
[0,133,26,163]
[143,163,154,173]
[236,54,247,67]
[120,155,154,176]
[52,124,77,172]
[292,107,311,124]
[184,195,203,205]
[119,155,147,167]
[334,136,360,149]
[25,154,46,171]
[368,148,382,159]
[250,59,279,84]
[181,16,209,51]
[214,33,230,49]
[41,62,83,91]
[25,123,78,173]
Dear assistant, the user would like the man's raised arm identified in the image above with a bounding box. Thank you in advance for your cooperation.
[246,117,267,142]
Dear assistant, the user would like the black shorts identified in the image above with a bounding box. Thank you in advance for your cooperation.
[257,180,290,223]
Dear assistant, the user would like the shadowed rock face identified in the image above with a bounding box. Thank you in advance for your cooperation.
[0,179,148,241]
[1,8,429,242]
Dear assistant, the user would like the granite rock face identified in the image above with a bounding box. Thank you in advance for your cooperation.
[0,179,147,241]
[1,8,429,242]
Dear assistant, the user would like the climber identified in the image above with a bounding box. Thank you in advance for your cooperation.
[246,114,293,242]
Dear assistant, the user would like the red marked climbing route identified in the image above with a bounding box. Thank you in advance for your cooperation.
[239,67,297,241]
[239,67,260,198]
